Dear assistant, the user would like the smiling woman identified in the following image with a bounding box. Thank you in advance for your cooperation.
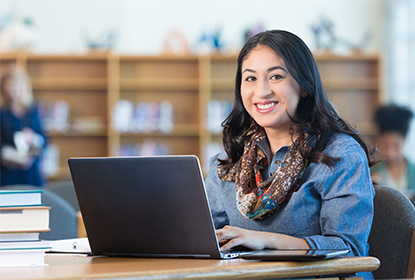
[204,30,377,280]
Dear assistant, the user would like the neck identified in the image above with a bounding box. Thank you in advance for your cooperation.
[264,128,293,154]
[387,157,407,179]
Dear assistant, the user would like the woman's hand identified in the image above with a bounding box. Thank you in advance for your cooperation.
[216,226,271,251]
[216,225,310,252]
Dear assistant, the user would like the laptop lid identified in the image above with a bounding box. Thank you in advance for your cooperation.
[68,155,224,259]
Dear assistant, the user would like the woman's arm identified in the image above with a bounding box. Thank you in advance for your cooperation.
[303,136,375,256]
[205,151,230,229]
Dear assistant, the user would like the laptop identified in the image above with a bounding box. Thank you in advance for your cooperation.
[68,155,350,260]
[68,155,242,259]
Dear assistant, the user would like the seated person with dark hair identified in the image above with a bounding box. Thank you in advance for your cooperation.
[371,104,415,197]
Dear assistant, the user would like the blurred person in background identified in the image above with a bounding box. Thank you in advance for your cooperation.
[371,104,415,197]
[0,65,47,187]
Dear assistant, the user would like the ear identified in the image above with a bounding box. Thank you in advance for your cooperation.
[301,90,308,98]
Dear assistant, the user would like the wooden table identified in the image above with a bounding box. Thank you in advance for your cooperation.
[0,254,380,280]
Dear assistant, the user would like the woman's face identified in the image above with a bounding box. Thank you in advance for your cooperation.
[240,45,306,133]
[2,78,24,105]
[378,132,406,164]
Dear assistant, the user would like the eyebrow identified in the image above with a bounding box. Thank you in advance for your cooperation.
[242,66,287,74]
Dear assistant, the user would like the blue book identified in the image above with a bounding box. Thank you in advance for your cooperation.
[0,190,43,207]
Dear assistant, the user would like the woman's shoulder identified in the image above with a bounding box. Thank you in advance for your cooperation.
[324,133,366,158]
[305,133,373,194]
[209,150,228,169]
[307,133,370,178]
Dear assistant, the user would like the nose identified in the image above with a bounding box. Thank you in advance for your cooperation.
[255,79,272,98]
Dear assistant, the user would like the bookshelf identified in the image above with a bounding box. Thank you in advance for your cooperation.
[116,56,201,159]
[0,52,382,180]
[316,54,383,136]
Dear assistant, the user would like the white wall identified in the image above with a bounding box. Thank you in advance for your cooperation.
[1,0,382,55]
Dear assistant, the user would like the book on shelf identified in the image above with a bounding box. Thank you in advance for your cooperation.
[117,138,172,156]
[206,99,233,133]
[41,143,60,177]
[111,100,174,133]
[0,206,50,232]
[158,100,174,133]
[0,241,51,267]
[39,100,70,133]
[0,189,43,207]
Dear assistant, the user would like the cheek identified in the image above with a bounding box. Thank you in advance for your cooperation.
[240,87,251,108]
[278,81,301,109]
[282,92,301,112]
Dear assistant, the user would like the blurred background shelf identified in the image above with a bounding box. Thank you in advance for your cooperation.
[0,52,382,180]
[119,78,199,91]
[31,78,108,90]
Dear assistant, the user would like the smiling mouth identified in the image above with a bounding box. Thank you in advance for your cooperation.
[255,102,278,109]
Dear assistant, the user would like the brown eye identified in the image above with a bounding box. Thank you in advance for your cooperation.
[245,76,256,82]
[270,74,283,80]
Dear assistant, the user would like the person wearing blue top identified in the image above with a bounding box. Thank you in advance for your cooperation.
[0,65,47,187]
[204,30,376,279]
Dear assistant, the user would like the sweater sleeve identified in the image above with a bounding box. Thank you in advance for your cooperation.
[304,138,375,257]
[204,151,230,229]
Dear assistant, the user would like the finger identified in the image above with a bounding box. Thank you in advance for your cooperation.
[216,231,236,243]
[219,239,229,246]
[216,228,233,242]
[216,230,224,242]
[220,238,242,252]
[217,225,234,232]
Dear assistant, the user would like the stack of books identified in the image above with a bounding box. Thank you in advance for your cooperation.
[0,190,51,267]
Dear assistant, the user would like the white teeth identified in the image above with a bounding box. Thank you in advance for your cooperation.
[256,102,276,109]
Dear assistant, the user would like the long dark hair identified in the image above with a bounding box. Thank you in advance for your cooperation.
[219,30,376,169]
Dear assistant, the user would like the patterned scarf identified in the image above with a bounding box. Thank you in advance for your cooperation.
[218,124,308,220]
